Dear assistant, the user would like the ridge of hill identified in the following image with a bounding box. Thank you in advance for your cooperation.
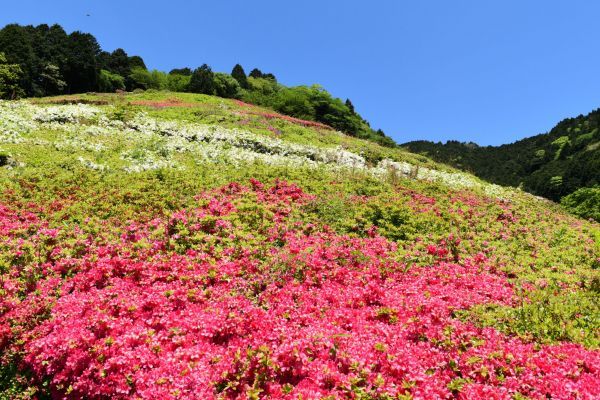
[0,92,598,399]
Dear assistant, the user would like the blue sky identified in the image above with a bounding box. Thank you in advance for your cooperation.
[2,0,600,145]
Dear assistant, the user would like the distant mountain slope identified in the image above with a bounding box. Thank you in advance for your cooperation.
[402,109,600,201]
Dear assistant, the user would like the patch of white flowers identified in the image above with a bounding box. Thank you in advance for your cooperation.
[120,149,178,173]
[55,137,106,152]
[0,101,36,143]
[77,157,109,171]
[125,112,367,169]
[372,159,512,198]
[2,101,516,198]
[32,104,101,123]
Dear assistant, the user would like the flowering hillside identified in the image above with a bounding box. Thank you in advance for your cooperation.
[0,93,599,399]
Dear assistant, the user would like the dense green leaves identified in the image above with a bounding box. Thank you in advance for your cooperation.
[214,72,241,99]
[98,69,125,92]
[0,52,23,99]
[0,23,145,96]
[231,63,248,89]
[189,64,216,95]
[561,187,600,221]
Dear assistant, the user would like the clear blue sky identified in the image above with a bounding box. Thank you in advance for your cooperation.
[2,0,600,145]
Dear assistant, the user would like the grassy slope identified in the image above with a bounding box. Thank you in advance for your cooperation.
[0,92,598,398]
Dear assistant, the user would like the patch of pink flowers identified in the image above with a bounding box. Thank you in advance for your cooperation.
[0,182,598,399]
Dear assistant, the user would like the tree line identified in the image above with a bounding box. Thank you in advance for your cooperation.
[0,23,395,147]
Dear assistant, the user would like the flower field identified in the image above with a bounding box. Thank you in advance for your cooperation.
[0,93,599,399]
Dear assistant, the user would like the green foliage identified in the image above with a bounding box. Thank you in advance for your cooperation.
[249,68,275,81]
[189,64,215,95]
[462,287,600,348]
[165,73,190,92]
[214,72,241,99]
[231,64,248,89]
[98,69,125,93]
[169,67,191,76]
[128,68,166,90]
[243,76,279,105]
[241,82,396,147]
[561,187,600,221]
[0,52,23,99]
[0,23,146,96]
[63,31,101,93]
[551,135,570,160]
[37,63,66,95]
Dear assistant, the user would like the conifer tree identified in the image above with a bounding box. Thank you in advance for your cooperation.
[231,64,248,88]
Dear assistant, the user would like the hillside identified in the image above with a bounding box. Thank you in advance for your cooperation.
[0,23,395,147]
[402,109,600,205]
[0,92,599,399]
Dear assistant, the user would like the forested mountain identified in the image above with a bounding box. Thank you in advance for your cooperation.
[403,109,600,204]
[0,23,394,147]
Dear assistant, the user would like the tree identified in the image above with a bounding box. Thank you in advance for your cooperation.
[345,99,355,114]
[169,67,192,76]
[29,24,69,96]
[0,52,24,99]
[129,67,166,90]
[249,68,276,81]
[128,56,146,70]
[106,48,131,77]
[64,31,101,93]
[166,73,191,92]
[214,73,241,99]
[0,24,35,95]
[188,64,215,95]
[249,68,263,78]
[231,64,248,89]
[38,63,66,95]
[98,69,125,92]
[98,48,146,91]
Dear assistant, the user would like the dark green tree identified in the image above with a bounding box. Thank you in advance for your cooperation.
[249,68,263,78]
[64,31,101,93]
[106,48,130,77]
[345,99,355,114]
[128,55,146,70]
[231,64,248,88]
[188,64,215,95]
[0,24,36,95]
[169,67,192,76]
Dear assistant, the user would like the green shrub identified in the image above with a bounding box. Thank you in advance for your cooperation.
[561,187,600,221]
